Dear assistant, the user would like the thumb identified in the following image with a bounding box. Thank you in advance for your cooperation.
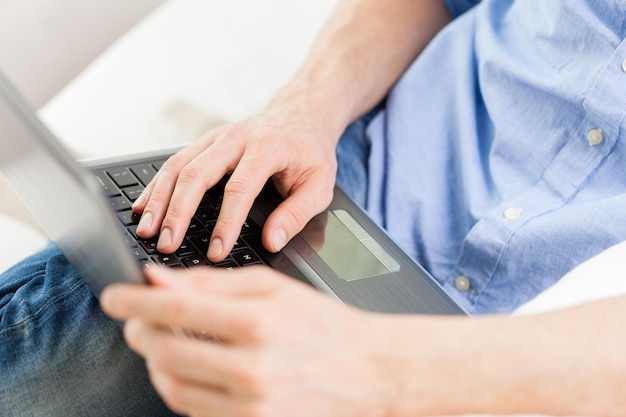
[262,179,334,252]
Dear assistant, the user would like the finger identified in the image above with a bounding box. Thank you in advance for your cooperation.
[123,318,242,391]
[126,317,276,402]
[101,269,280,342]
[135,154,193,238]
[156,145,241,254]
[146,366,248,417]
[131,170,158,213]
[207,154,278,261]
[146,264,281,297]
[262,176,334,252]
[135,137,217,238]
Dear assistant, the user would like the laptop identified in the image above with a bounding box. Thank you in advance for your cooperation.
[0,71,465,315]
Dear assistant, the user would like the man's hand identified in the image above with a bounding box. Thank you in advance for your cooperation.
[101,266,400,417]
[130,0,452,262]
[132,95,343,262]
[100,264,626,416]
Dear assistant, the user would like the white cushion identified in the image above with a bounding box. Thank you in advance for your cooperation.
[0,213,47,274]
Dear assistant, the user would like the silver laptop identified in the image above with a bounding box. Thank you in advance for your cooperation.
[0,71,465,315]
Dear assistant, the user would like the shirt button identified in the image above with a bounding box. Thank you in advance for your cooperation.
[503,207,523,221]
[587,128,603,146]
[621,58,626,73]
[454,275,471,292]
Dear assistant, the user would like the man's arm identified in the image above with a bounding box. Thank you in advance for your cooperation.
[102,265,626,416]
[382,296,626,415]
[271,0,452,133]
[132,0,452,261]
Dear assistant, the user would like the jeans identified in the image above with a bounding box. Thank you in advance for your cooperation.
[335,105,381,208]
[0,244,178,417]
[0,111,377,416]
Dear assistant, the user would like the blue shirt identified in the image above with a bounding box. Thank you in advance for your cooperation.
[365,0,626,314]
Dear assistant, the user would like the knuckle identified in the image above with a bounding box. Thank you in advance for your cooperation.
[151,338,179,365]
[238,314,269,343]
[178,163,205,186]
[285,205,309,230]
[213,123,245,147]
[232,355,273,398]
[164,204,188,224]
[224,176,251,198]
[145,184,171,209]
[161,154,185,174]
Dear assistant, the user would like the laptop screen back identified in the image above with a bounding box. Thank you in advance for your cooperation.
[0,72,144,296]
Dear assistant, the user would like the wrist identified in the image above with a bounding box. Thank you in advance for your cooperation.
[372,314,523,417]
[265,75,355,144]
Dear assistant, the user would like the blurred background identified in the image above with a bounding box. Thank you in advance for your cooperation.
[0,0,165,108]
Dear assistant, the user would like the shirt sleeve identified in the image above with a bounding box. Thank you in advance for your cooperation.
[443,0,482,18]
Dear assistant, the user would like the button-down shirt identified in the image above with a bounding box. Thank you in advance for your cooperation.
[365,0,626,314]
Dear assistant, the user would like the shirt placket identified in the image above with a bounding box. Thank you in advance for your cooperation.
[444,38,626,314]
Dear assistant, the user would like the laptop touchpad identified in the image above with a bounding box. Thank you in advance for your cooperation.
[299,210,401,281]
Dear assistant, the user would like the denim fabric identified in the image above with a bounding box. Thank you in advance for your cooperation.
[0,244,178,417]
[335,105,382,207]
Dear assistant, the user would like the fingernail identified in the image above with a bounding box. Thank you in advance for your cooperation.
[137,212,153,233]
[207,238,223,259]
[273,228,287,251]
[158,227,172,249]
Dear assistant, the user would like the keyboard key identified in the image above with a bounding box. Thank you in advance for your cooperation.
[122,229,138,248]
[190,232,211,252]
[197,216,218,231]
[130,164,157,186]
[214,259,238,270]
[152,160,167,171]
[200,193,217,208]
[139,237,159,255]
[127,225,139,238]
[109,196,132,212]
[232,248,261,266]
[117,210,141,226]
[153,254,180,267]
[123,185,144,202]
[175,239,196,257]
[232,238,245,250]
[107,167,139,188]
[241,219,261,235]
[187,217,204,235]
[103,161,270,272]
[181,256,210,268]
[94,171,121,197]
[197,205,219,225]
[132,247,149,262]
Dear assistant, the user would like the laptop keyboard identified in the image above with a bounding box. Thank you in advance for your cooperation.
[93,160,267,270]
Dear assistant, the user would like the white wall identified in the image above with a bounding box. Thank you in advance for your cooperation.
[0,0,166,108]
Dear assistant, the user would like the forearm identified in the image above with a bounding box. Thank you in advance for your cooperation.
[375,296,626,416]
[267,0,451,139]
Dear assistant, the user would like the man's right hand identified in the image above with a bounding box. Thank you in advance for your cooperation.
[131,94,344,262]
[131,0,452,262]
